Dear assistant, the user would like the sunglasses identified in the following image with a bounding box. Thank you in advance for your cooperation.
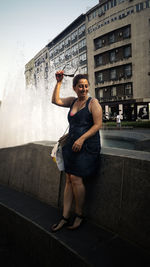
[56,65,78,78]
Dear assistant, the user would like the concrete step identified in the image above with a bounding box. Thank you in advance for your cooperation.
[0,184,149,267]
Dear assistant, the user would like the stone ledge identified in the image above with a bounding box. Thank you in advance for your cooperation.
[0,143,150,252]
[0,199,90,267]
[0,185,150,267]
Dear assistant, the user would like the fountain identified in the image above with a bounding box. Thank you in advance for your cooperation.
[0,57,77,149]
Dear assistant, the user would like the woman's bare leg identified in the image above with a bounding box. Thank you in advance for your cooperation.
[68,174,85,229]
[51,173,73,231]
[63,173,74,218]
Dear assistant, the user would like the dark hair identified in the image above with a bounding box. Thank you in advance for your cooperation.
[73,74,89,88]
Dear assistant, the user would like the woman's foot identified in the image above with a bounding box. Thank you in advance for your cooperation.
[51,216,69,232]
[67,214,84,230]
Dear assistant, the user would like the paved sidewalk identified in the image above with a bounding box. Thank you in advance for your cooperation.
[0,184,150,267]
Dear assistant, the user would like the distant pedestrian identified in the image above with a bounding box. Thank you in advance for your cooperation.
[116,114,122,128]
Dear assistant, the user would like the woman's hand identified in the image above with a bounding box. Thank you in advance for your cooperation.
[55,70,64,82]
[72,137,85,152]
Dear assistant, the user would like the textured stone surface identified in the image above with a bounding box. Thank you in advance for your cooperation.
[0,143,150,250]
[84,154,123,232]
[0,144,60,207]
[119,158,150,249]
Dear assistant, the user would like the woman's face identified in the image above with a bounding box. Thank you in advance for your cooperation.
[73,79,89,98]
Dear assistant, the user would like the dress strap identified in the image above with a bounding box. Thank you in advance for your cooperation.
[86,97,92,107]
[70,98,77,109]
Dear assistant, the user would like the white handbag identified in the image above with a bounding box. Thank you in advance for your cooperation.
[51,126,69,171]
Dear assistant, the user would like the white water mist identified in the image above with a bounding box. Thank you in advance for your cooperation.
[0,57,77,148]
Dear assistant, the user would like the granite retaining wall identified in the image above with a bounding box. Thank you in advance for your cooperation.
[0,143,149,250]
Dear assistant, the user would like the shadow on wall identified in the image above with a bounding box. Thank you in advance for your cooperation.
[0,143,150,251]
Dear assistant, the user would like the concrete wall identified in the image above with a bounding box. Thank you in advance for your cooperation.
[0,143,60,207]
[0,143,150,251]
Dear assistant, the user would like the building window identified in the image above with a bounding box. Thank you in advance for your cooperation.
[110,0,117,8]
[54,57,59,66]
[54,45,59,54]
[104,2,109,11]
[59,53,65,63]
[71,30,78,42]
[92,10,97,19]
[118,0,125,3]
[123,26,130,38]
[78,39,86,50]
[78,24,85,36]
[71,57,78,68]
[98,89,103,98]
[98,7,104,16]
[79,53,87,64]
[92,24,98,31]
[146,0,150,8]
[124,64,132,77]
[136,2,144,12]
[124,83,132,95]
[80,67,87,74]
[95,55,102,67]
[110,69,117,80]
[95,38,102,49]
[111,86,117,96]
[110,51,116,62]
[109,33,115,44]
[71,44,78,55]
[95,72,103,83]
[88,10,97,21]
[124,46,131,58]
[45,62,48,72]
[64,36,71,47]
[65,48,71,60]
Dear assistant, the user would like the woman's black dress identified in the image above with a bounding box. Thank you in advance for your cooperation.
[62,97,101,177]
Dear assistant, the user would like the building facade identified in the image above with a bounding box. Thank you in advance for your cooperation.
[25,15,87,90]
[25,46,49,89]
[86,0,150,120]
[25,0,150,121]
[47,15,87,74]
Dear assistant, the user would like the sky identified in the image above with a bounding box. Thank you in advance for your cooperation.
[0,0,98,99]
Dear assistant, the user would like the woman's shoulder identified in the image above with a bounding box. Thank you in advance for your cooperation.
[88,97,101,112]
[89,97,99,104]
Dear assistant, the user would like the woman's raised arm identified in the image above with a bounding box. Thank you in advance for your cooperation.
[51,70,75,108]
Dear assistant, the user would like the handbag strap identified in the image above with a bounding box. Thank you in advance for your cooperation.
[62,125,69,135]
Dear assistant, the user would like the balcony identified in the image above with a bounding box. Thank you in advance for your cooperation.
[79,60,87,66]
[64,42,71,48]
[71,37,78,45]
[79,46,87,54]
[78,31,85,39]
[94,58,132,71]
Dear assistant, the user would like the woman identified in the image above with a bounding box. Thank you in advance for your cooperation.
[51,70,102,231]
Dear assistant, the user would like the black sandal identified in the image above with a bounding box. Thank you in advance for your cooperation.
[51,216,70,232]
[67,213,84,230]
